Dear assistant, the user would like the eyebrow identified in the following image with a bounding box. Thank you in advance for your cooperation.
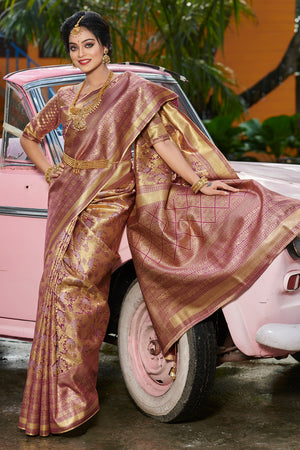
[69,38,96,45]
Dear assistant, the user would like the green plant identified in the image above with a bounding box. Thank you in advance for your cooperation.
[204,114,300,163]
[0,0,254,119]
[240,114,300,162]
[203,115,243,159]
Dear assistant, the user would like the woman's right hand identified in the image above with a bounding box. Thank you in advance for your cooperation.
[45,163,65,184]
[51,163,65,179]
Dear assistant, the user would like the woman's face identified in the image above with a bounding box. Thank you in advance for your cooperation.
[69,26,106,73]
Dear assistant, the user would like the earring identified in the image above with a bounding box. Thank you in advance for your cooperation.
[103,48,111,65]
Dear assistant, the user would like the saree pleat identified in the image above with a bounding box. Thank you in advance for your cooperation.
[19,187,135,436]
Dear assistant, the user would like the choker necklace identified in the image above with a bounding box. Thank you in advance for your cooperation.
[69,71,113,131]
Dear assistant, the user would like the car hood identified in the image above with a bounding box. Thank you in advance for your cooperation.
[231,161,300,200]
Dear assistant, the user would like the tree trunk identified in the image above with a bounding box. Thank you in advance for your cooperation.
[239,29,300,109]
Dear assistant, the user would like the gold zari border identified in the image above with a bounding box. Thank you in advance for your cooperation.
[169,209,300,328]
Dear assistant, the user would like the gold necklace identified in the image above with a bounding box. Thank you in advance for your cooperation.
[69,71,113,131]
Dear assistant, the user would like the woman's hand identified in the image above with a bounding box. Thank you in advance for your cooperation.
[200,180,239,196]
[45,163,65,184]
[153,139,239,196]
[51,163,65,179]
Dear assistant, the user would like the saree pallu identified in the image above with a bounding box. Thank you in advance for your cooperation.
[127,102,300,354]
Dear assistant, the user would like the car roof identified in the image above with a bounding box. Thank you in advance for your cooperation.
[3,63,172,86]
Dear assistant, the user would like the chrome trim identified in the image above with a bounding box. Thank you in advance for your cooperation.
[0,206,47,218]
[2,122,23,137]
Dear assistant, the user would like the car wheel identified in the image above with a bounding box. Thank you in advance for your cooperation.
[118,279,217,423]
[292,352,300,363]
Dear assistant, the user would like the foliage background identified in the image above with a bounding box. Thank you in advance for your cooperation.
[0,0,254,118]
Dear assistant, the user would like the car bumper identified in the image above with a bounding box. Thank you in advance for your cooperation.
[256,323,300,351]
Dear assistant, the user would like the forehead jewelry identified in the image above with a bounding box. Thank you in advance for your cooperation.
[71,15,84,35]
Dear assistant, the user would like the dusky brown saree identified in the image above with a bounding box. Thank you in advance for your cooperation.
[18,70,300,436]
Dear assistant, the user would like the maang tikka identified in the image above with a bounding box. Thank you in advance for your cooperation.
[71,15,84,35]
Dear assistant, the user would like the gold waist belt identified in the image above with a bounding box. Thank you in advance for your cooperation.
[63,153,115,174]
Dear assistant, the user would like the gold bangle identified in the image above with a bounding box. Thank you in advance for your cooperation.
[45,166,53,184]
[191,176,208,194]
[45,164,59,184]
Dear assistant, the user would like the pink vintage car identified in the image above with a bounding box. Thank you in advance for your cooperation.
[1,64,300,423]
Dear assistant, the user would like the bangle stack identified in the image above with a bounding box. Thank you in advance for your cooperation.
[45,164,60,184]
[45,167,53,184]
[191,176,208,194]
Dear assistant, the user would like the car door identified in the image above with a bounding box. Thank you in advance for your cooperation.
[0,83,50,339]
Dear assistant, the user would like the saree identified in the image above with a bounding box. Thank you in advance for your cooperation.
[18,72,176,436]
[127,101,300,354]
[18,70,300,435]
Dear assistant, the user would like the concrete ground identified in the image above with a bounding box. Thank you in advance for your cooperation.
[0,338,299,450]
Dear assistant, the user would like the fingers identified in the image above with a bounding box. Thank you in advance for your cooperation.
[217,182,239,192]
[200,181,239,196]
[50,163,65,179]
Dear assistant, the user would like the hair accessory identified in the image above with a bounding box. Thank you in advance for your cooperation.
[70,15,84,35]
[103,48,111,65]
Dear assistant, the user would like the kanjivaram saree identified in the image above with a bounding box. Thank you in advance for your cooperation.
[18,71,300,436]
[128,102,300,354]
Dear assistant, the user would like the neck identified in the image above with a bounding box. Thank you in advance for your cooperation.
[85,65,111,89]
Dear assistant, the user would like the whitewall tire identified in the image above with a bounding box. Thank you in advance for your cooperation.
[118,280,217,422]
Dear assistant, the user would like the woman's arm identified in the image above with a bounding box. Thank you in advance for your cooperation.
[20,93,65,182]
[20,136,64,181]
[20,136,51,173]
[153,139,238,196]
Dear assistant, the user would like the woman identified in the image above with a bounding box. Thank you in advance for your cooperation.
[18,11,300,436]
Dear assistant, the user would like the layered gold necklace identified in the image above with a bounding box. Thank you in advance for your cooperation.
[69,71,113,131]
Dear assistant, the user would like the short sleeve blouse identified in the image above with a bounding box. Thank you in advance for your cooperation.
[141,112,170,146]
[22,94,62,143]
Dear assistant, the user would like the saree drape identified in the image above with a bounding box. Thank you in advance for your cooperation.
[18,70,300,435]
[127,101,300,354]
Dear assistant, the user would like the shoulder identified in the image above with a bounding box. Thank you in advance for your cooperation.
[125,70,177,97]
[54,83,79,105]
[125,70,157,88]
[57,83,78,93]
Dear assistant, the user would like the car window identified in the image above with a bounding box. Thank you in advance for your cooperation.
[1,85,51,166]
[2,87,31,163]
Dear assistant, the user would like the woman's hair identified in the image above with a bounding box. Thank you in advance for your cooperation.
[60,11,112,55]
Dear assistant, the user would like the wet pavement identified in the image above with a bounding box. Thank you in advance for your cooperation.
[0,337,299,449]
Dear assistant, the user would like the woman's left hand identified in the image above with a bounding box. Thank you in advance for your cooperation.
[200,180,239,196]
